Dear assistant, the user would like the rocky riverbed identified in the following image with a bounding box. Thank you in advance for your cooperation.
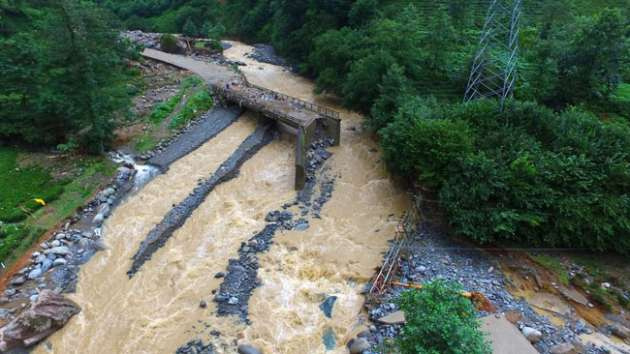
[213,137,336,321]
[0,103,250,351]
[360,203,624,354]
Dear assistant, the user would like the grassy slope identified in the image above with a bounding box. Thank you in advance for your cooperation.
[133,75,213,153]
[0,148,115,265]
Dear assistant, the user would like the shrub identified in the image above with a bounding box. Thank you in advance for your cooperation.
[396,280,491,354]
[160,34,180,53]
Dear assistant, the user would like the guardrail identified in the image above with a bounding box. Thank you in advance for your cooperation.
[212,84,308,125]
[248,83,340,121]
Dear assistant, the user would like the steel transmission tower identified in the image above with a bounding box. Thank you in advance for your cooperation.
[464,0,522,108]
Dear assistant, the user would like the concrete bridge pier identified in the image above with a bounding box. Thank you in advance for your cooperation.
[295,120,317,190]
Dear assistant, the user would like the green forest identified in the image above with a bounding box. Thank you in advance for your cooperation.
[1,0,629,255]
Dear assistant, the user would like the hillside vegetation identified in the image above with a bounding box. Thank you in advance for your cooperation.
[2,0,629,255]
[105,0,630,253]
[0,0,136,153]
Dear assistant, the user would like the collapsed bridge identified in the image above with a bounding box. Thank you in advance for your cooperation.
[141,48,341,189]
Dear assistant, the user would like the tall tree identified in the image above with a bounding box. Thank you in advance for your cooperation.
[0,0,132,152]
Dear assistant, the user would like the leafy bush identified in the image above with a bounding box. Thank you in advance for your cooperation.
[396,280,491,354]
[134,133,156,153]
[160,33,180,53]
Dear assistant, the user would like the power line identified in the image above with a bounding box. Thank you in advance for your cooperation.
[464,0,522,109]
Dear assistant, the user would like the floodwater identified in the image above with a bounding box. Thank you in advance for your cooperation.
[36,41,407,354]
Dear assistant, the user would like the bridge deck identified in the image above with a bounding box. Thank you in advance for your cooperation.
[141,48,341,189]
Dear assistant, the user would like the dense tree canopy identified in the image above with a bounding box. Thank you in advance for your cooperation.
[3,0,629,253]
[0,0,133,152]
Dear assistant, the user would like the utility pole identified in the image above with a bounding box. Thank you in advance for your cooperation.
[464,0,522,109]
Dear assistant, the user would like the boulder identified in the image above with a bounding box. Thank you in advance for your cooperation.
[348,337,370,353]
[10,277,26,286]
[93,212,105,225]
[237,344,261,354]
[53,258,67,267]
[44,246,71,256]
[40,258,53,273]
[319,296,337,319]
[0,290,80,351]
[377,310,406,325]
[521,326,542,343]
[101,187,115,198]
[27,268,42,280]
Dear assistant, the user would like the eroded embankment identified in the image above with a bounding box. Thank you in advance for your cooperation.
[128,121,276,276]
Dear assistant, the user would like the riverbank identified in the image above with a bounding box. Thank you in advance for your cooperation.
[362,199,630,354]
[0,44,252,349]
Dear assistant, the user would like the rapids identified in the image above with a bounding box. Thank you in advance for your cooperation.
[35,42,408,354]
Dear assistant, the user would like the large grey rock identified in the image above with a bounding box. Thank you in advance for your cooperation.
[319,296,337,319]
[97,203,110,217]
[237,344,261,354]
[44,246,71,256]
[377,310,406,325]
[27,268,42,280]
[53,258,67,267]
[0,290,80,351]
[40,258,53,273]
[348,337,370,353]
[101,187,115,198]
[481,314,538,354]
[521,326,542,343]
[10,277,26,286]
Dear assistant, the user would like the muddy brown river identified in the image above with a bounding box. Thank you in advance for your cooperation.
[36,42,408,354]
